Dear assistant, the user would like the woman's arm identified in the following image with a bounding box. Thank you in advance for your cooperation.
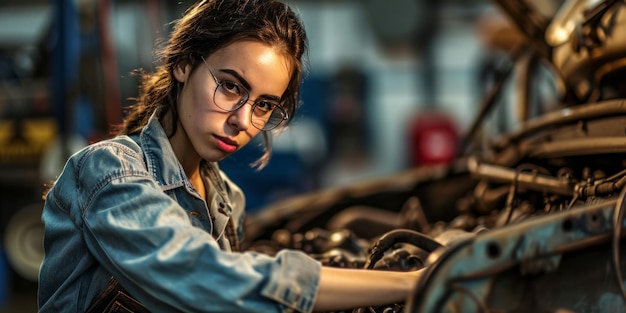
[313,266,423,312]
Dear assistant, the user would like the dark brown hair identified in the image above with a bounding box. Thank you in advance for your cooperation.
[119,0,308,168]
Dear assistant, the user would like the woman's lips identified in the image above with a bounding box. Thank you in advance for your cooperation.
[214,135,238,153]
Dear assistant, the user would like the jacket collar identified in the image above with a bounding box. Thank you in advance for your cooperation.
[137,114,188,189]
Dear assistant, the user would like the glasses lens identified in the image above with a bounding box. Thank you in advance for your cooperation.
[213,80,287,130]
[251,102,287,130]
[213,82,249,112]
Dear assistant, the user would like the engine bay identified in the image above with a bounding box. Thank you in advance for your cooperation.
[242,0,626,312]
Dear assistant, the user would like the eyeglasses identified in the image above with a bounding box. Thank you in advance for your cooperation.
[200,56,288,131]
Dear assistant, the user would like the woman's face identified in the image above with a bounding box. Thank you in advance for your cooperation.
[172,40,292,165]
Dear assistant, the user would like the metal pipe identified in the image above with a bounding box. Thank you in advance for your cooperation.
[467,157,573,196]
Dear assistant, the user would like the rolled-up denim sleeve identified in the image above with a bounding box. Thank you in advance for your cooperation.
[260,250,321,312]
[76,143,321,313]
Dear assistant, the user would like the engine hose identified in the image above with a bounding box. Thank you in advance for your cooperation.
[363,229,443,270]
[353,230,442,313]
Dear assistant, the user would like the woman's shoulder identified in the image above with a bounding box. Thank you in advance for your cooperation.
[86,135,141,155]
[75,135,140,160]
[47,135,152,205]
[70,135,147,174]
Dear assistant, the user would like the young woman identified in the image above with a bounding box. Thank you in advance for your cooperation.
[38,0,423,312]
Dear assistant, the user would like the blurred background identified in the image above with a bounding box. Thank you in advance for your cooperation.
[0,0,563,311]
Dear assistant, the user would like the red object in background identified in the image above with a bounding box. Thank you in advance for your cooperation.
[408,111,459,167]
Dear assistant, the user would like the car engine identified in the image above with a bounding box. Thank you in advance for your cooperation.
[242,0,626,312]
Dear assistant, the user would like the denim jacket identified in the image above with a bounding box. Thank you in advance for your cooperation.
[38,115,321,312]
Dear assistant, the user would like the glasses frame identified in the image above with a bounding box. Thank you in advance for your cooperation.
[200,56,288,131]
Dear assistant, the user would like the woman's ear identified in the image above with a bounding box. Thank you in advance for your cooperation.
[173,61,191,83]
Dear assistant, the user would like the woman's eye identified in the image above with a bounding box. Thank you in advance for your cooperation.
[221,81,241,96]
[255,101,274,112]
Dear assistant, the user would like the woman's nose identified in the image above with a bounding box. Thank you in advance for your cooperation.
[229,101,252,131]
